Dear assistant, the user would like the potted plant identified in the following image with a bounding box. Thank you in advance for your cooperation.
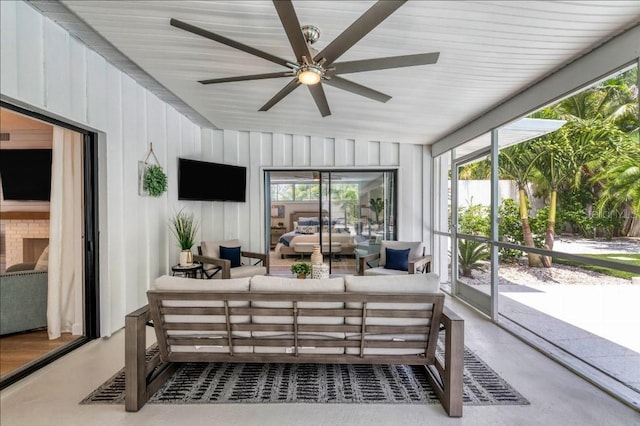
[170,208,199,266]
[290,262,312,279]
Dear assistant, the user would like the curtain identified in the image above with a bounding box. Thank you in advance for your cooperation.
[47,127,83,339]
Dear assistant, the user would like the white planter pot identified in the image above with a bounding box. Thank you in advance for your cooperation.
[179,250,192,266]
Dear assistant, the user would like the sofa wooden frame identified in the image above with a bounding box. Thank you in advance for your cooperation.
[125,291,464,416]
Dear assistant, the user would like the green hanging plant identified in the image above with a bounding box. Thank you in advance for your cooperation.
[144,164,168,197]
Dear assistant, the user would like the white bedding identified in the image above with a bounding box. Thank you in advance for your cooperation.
[275,233,355,256]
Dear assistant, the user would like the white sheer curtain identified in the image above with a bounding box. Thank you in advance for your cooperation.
[47,126,83,339]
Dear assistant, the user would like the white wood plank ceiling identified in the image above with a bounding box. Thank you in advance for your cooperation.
[55,0,640,145]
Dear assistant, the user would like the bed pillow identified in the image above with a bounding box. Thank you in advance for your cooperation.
[219,245,241,268]
[296,225,317,234]
[298,217,319,226]
[384,247,410,271]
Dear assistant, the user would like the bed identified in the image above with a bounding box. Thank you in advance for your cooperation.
[274,211,358,258]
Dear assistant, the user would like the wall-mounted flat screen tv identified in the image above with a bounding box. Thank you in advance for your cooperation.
[178,158,246,202]
[0,149,52,201]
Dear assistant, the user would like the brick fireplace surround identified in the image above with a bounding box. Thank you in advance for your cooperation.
[2,219,49,268]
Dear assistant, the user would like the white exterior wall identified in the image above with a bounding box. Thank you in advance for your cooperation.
[1,1,431,336]
[1,1,202,336]
[198,131,430,254]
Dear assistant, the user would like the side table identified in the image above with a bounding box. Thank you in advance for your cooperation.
[171,263,204,279]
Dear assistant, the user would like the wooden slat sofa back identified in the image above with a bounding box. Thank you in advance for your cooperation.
[125,275,464,417]
[148,291,444,364]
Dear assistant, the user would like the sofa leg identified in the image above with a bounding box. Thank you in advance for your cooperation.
[424,308,464,417]
[125,305,150,412]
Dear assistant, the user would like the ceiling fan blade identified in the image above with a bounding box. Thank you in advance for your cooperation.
[331,52,439,75]
[315,0,406,66]
[170,18,291,68]
[259,78,301,112]
[323,76,391,103]
[199,72,292,85]
[273,1,312,64]
[308,84,331,117]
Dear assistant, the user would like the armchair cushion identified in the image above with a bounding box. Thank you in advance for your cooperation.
[379,241,423,267]
[384,247,410,271]
[220,245,241,267]
[201,239,241,259]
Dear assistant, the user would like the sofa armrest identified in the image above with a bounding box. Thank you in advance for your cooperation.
[125,304,177,412]
[408,254,432,274]
[125,304,152,412]
[5,262,36,272]
[437,306,464,417]
[357,252,381,275]
[241,250,270,273]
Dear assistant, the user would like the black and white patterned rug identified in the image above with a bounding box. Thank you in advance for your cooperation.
[81,346,528,406]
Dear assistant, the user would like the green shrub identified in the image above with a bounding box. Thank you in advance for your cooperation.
[497,199,524,261]
[458,203,490,235]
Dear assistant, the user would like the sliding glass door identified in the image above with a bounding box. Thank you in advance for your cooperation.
[266,170,396,275]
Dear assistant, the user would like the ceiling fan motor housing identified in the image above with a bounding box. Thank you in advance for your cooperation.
[301,25,320,44]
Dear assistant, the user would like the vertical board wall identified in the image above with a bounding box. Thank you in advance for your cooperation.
[1,1,202,336]
[199,130,430,255]
[1,1,431,336]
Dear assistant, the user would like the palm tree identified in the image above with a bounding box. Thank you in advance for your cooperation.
[369,197,384,225]
[499,143,544,267]
[529,138,574,267]
[593,143,640,235]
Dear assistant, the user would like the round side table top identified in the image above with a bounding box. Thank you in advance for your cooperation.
[171,263,202,271]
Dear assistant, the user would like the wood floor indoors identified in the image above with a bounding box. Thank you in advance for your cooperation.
[0,330,80,377]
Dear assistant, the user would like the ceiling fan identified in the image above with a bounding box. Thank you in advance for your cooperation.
[170,0,439,117]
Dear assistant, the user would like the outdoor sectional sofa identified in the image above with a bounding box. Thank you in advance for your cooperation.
[125,273,464,416]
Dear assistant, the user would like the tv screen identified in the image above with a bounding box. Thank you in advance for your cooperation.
[0,149,52,201]
[178,158,247,202]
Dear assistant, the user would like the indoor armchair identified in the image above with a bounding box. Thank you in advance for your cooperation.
[358,240,431,276]
[194,239,269,279]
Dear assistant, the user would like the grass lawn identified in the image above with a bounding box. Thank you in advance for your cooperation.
[554,253,640,280]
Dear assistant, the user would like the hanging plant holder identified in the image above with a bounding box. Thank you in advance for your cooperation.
[138,143,168,197]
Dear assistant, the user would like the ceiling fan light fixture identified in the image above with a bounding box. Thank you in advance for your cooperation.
[297,64,323,85]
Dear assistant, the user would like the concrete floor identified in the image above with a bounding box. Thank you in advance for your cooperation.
[466,283,640,403]
[1,296,638,426]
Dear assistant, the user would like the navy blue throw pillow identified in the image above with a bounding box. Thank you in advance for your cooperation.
[219,245,241,268]
[384,247,410,271]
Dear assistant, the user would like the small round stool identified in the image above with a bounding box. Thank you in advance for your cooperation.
[311,264,329,279]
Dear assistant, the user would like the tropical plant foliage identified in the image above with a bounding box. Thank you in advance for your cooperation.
[457,66,639,267]
[458,239,489,278]
[369,197,384,225]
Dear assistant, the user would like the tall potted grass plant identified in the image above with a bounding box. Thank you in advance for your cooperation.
[170,208,199,266]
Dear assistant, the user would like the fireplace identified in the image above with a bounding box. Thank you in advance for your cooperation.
[2,219,50,269]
